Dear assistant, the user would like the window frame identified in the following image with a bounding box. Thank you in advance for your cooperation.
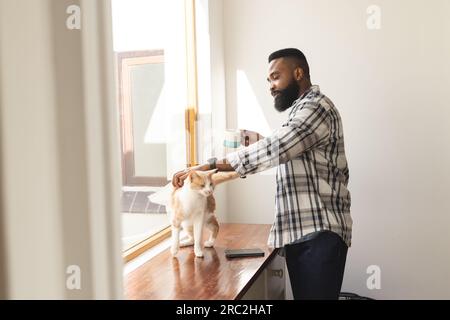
[116,50,169,187]
[185,0,199,168]
[119,0,199,262]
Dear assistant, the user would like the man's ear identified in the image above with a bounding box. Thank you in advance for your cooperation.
[294,67,303,81]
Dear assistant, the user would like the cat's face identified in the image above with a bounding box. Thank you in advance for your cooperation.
[188,169,217,197]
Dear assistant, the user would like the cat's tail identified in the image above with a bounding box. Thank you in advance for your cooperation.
[148,182,174,208]
[211,171,240,186]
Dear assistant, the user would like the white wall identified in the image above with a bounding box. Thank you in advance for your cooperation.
[223,0,450,299]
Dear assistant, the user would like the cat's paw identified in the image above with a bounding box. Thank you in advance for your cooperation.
[180,238,194,247]
[170,246,179,256]
[194,248,204,258]
[204,239,215,248]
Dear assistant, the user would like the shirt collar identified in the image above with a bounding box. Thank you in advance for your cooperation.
[297,85,319,102]
[288,85,320,116]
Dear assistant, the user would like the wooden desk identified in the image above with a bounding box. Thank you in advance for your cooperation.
[125,223,278,300]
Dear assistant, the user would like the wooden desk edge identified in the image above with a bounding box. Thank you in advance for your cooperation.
[234,247,280,300]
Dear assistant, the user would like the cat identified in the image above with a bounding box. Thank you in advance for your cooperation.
[169,169,239,258]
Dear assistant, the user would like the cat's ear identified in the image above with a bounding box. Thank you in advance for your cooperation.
[205,168,218,176]
[189,170,199,182]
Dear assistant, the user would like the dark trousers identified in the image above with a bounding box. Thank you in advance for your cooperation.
[285,231,348,300]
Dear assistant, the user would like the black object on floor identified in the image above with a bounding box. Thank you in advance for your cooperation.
[224,248,265,258]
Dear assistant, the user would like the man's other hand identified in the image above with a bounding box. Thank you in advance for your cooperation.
[171,163,210,188]
[172,169,190,188]
[240,129,264,146]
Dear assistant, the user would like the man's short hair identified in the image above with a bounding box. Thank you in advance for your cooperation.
[268,48,310,80]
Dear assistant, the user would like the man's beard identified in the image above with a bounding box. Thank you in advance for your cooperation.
[273,80,300,112]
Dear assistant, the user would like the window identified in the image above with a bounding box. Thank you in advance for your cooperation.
[112,0,199,261]
[117,50,167,187]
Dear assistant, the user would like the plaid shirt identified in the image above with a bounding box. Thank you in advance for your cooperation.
[226,85,352,248]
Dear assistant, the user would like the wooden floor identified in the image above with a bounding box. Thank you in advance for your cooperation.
[124,223,277,300]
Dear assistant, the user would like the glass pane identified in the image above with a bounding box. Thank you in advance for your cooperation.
[130,63,167,177]
[112,0,188,252]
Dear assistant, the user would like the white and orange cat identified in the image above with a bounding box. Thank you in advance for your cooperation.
[169,169,238,258]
